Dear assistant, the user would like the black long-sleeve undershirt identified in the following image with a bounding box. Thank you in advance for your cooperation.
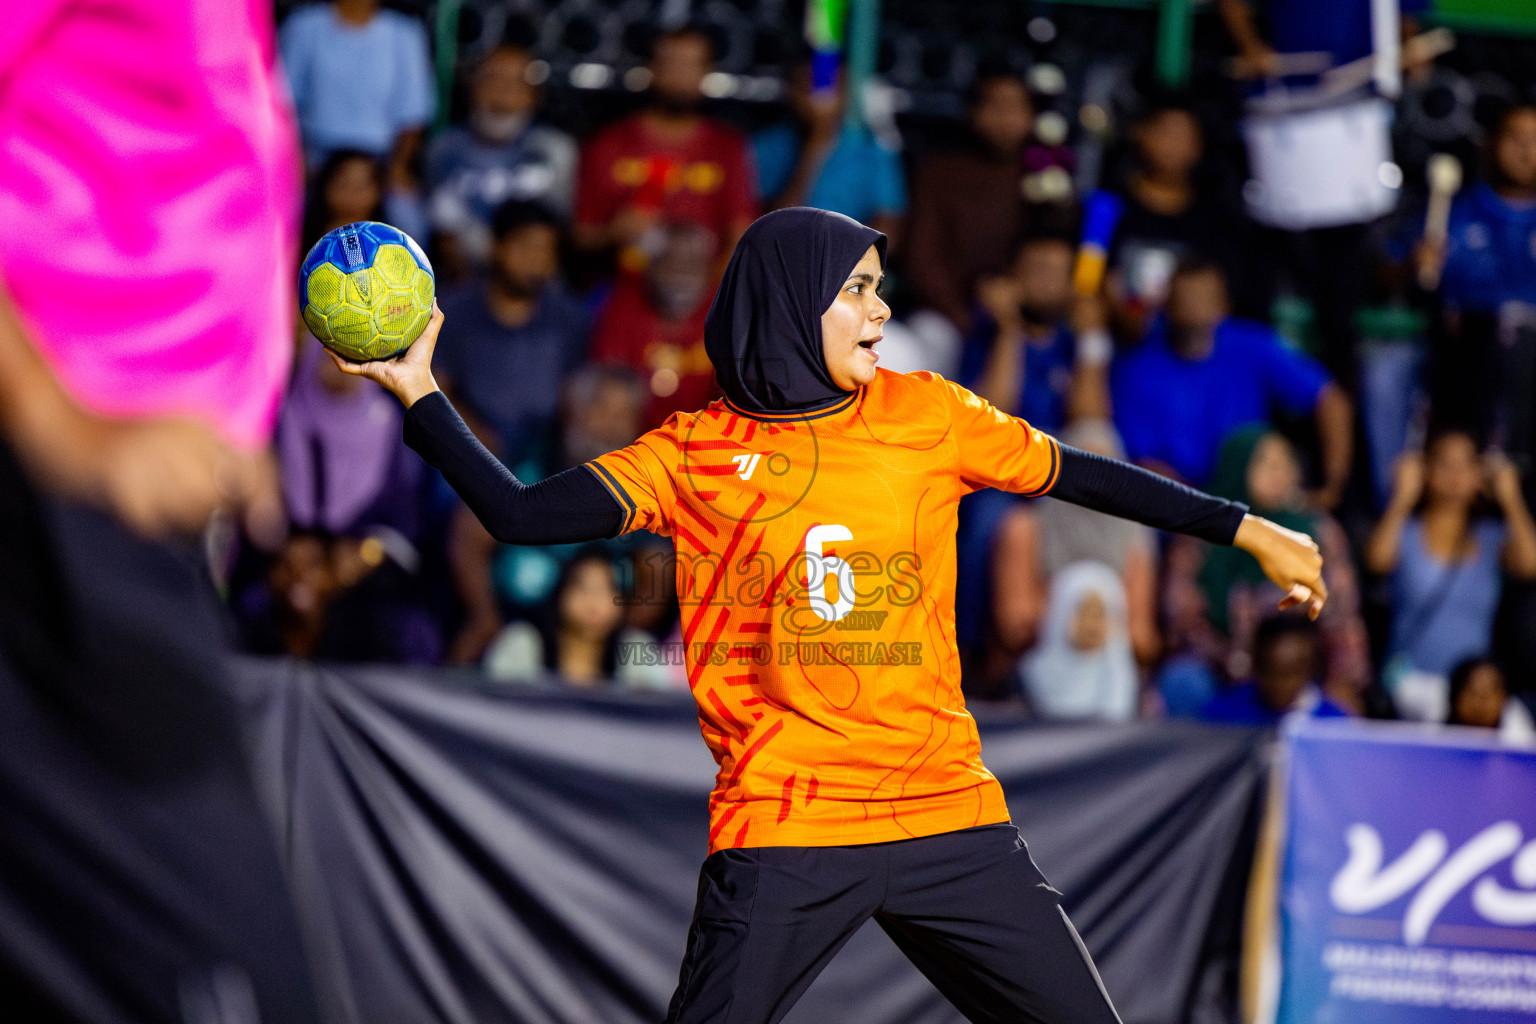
[402,391,1248,547]
[1050,444,1248,544]
[402,391,621,544]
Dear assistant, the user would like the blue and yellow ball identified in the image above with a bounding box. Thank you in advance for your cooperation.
[299,221,434,362]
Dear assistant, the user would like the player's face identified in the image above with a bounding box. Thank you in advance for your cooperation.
[821,245,890,391]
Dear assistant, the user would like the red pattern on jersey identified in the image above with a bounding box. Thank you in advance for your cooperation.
[588,370,1060,851]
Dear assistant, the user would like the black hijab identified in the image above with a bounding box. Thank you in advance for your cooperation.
[704,207,887,415]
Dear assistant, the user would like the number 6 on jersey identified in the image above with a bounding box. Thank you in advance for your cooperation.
[805,524,856,622]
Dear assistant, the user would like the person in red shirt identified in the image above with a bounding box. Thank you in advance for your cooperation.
[590,220,720,428]
[573,25,757,277]
[338,208,1326,1024]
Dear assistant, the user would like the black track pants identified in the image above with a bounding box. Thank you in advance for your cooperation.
[665,823,1123,1024]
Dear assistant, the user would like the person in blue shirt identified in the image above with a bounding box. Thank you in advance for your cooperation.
[1401,105,1536,503]
[963,232,1110,434]
[1200,615,1350,724]
[1110,257,1353,501]
[434,201,590,469]
[1411,105,1536,313]
[952,233,1112,665]
[1216,0,1429,83]
[279,0,435,170]
[752,62,906,240]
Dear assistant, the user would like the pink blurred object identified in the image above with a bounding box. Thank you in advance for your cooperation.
[0,0,301,450]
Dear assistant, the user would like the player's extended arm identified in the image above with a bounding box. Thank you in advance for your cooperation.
[402,392,622,543]
[1050,445,1328,618]
[331,303,623,544]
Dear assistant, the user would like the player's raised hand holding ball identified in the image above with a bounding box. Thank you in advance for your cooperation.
[327,299,444,409]
[299,220,443,407]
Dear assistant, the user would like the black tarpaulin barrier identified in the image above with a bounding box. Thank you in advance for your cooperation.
[229,659,1270,1024]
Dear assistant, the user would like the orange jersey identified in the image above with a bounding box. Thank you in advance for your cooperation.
[587,369,1061,852]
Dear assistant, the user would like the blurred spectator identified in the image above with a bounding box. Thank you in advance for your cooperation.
[1105,99,1250,342]
[1445,657,1536,742]
[426,45,577,281]
[435,200,589,468]
[237,529,441,663]
[483,547,683,689]
[1412,106,1536,311]
[573,26,756,274]
[590,221,719,428]
[1110,257,1353,499]
[277,345,422,540]
[992,420,1159,663]
[301,149,385,254]
[1199,615,1350,724]
[905,72,1035,336]
[1217,0,1426,82]
[1018,561,1139,722]
[1217,0,1428,383]
[964,232,1111,431]
[279,0,434,174]
[1162,426,1366,694]
[241,532,335,659]
[447,365,656,664]
[1365,430,1536,721]
[1409,105,1536,456]
[753,62,906,238]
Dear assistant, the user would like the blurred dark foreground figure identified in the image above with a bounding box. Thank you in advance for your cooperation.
[0,1,320,1021]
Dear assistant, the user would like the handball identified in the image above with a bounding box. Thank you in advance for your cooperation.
[299,221,434,362]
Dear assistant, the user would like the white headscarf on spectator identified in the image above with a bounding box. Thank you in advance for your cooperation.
[1021,560,1139,722]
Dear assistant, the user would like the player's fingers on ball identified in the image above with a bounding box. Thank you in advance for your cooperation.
[416,303,445,350]
[327,349,366,376]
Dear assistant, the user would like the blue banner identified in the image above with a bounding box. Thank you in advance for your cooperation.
[1279,719,1536,1023]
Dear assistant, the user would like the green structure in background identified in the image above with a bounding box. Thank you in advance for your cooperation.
[1429,0,1536,35]
[844,0,882,132]
[1155,0,1194,88]
[805,0,850,51]
[433,0,461,135]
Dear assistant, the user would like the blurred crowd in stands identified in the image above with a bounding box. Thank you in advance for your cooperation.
[237,0,1536,739]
